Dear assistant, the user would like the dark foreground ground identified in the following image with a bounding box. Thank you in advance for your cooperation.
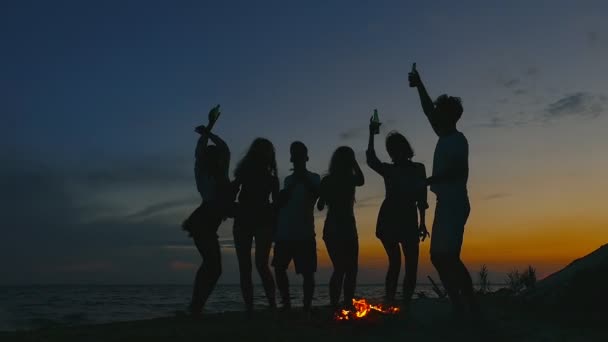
[2,297,606,342]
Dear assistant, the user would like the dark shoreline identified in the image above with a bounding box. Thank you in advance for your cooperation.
[2,297,606,342]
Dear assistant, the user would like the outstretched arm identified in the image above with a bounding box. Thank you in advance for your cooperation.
[366,121,384,176]
[409,69,439,135]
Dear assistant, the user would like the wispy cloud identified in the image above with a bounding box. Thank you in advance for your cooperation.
[477,89,606,128]
[339,119,398,141]
[544,92,606,120]
[169,261,197,271]
[482,193,512,201]
[126,197,197,221]
[587,31,603,48]
[502,78,520,88]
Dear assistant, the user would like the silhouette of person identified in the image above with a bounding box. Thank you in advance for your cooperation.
[409,67,478,315]
[232,138,279,314]
[366,120,428,309]
[272,141,321,313]
[182,105,232,316]
[317,146,364,309]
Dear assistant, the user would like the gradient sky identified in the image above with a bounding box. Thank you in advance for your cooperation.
[2,0,608,285]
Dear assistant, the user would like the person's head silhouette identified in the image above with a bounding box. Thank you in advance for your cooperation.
[290,141,309,169]
[385,131,414,164]
[329,146,356,177]
[235,137,277,179]
[433,94,463,131]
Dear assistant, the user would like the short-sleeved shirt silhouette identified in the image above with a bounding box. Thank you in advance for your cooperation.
[367,149,427,243]
[275,171,321,241]
[431,131,468,200]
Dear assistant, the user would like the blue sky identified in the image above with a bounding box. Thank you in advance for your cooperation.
[2,0,608,284]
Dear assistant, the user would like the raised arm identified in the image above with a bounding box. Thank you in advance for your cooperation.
[409,69,441,135]
[366,120,384,176]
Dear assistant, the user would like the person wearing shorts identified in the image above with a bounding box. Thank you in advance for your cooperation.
[272,141,320,313]
[410,66,478,315]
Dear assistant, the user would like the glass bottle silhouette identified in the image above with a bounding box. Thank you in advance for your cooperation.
[371,109,381,135]
[408,63,417,87]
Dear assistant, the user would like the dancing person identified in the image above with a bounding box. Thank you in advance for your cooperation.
[409,66,478,315]
[232,138,279,314]
[273,141,321,314]
[317,146,364,309]
[366,119,428,310]
[182,105,232,316]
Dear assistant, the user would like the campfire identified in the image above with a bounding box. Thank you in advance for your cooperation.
[334,298,400,321]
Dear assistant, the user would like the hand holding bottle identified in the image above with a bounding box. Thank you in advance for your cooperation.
[369,109,381,135]
[408,63,421,88]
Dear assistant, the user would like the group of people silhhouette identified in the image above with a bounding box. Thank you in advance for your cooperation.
[182,67,478,318]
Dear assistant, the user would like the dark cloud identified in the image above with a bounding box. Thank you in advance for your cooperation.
[339,119,398,141]
[355,194,384,209]
[477,117,507,128]
[503,79,520,88]
[525,67,539,77]
[0,154,196,284]
[483,193,512,201]
[513,89,527,96]
[81,156,192,188]
[126,197,197,221]
[545,92,605,120]
[339,127,365,140]
[478,90,605,128]
[587,31,602,48]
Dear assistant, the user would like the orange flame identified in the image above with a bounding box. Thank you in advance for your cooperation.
[334,298,400,321]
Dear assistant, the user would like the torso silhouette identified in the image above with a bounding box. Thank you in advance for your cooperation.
[321,175,357,241]
[275,171,321,241]
[432,130,469,200]
[368,154,426,242]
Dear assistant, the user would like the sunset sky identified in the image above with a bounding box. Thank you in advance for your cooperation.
[2,0,608,285]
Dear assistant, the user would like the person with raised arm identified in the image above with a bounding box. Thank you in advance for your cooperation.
[272,141,321,315]
[366,116,428,311]
[409,64,478,315]
[182,105,232,316]
[317,146,365,309]
[232,138,279,315]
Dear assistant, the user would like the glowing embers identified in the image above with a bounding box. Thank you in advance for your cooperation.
[334,298,400,321]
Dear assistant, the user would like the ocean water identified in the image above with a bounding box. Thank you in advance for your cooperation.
[0,284,501,331]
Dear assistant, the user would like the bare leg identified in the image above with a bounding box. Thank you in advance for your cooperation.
[432,253,464,313]
[402,241,419,307]
[254,234,276,309]
[234,229,254,313]
[275,268,290,309]
[190,236,222,314]
[325,239,345,307]
[302,272,315,312]
[381,240,401,302]
[343,239,358,306]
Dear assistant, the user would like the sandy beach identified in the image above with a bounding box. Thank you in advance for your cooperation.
[2,295,606,342]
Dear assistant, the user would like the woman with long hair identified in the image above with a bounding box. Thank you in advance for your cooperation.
[182,105,232,316]
[232,138,279,314]
[317,146,364,308]
[366,120,429,309]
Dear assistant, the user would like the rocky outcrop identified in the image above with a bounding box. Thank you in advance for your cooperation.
[525,244,608,312]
